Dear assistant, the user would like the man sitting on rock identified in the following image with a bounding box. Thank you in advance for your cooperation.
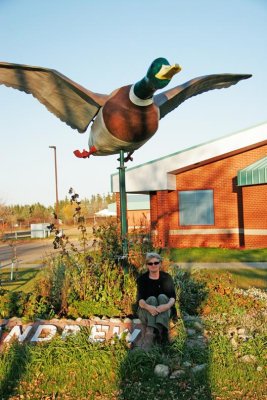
[136,252,177,349]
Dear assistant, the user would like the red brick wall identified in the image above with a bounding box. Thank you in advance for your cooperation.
[242,184,267,248]
[150,190,169,247]
[151,143,267,248]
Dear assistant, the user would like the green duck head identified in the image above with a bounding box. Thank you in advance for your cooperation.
[133,57,181,101]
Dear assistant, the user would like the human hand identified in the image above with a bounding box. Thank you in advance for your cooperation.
[147,305,159,316]
[156,304,169,313]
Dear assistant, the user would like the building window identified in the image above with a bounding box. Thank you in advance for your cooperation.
[179,190,214,226]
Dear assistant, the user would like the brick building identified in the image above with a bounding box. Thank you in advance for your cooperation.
[111,122,267,249]
[96,194,150,231]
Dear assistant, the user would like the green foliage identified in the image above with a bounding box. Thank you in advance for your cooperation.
[24,294,55,320]
[0,290,28,318]
[68,300,121,319]
[93,219,122,262]
[0,340,30,398]
[93,218,154,270]
[171,267,208,315]
[0,192,115,228]
[64,250,136,317]
[0,288,56,320]
[31,249,137,318]
[208,333,267,398]
[195,270,266,317]
[6,202,52,225]
[40,192,139,318]
[0,330,127,399]
[1,257,267,399]
[128,229,154,270]
[120,347,163,381]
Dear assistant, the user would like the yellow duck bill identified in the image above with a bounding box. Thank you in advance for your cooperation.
[155,64,182,80]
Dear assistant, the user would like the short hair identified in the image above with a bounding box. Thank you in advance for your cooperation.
[145,252,162,263]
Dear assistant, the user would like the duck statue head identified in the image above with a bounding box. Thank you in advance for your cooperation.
[132,57,182,100]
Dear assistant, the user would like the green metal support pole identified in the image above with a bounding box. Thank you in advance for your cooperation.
[118,150,128,266]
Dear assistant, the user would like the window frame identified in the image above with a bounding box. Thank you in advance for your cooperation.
[178,189,215,226]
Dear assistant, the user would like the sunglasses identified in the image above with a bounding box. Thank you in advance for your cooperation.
[147,261,160,266]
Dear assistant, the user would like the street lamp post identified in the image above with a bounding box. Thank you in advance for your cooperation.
[49,146,59,221]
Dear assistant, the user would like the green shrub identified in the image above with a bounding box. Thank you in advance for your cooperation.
[24,294,56,320]
[27,196,153,319]
[31,250,137,318]
[93,219,122,263]
[0,290,28,319]
[68,300,121,318]
[171,266,208,315]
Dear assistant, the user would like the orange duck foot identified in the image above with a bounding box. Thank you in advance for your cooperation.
[73,146,97,159]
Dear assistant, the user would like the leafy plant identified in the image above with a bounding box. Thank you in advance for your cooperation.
[93,219,122,263]
[33,189,139,318]
[0,290,28,318]
[171,266,208,315]
[0,330,127,399]
[127,228,154,270]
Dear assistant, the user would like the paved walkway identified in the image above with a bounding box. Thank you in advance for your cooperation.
[1,239,266,271]
[175,262,267,270]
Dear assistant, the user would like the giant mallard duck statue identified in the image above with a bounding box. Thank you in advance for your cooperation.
[0,58,251,160]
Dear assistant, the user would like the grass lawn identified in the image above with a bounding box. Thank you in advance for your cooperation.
[167,247,267,263]
[209,265,267,289]
[174,266,267,290]
[166,248,267,289]
[0,267,41,293]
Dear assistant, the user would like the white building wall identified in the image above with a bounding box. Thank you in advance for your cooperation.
[111,122,267,193]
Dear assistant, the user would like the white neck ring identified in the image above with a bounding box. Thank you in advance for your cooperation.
[129,85,153,107]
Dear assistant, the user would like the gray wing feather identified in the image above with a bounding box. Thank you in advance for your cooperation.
[154,74,252,120]
[0,62,107,132]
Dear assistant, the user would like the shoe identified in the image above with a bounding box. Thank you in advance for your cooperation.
[133,326,155,351]
[161,327,169,345]
[140,326,155,350]
[154,324,169,345]
[154,327,162,344]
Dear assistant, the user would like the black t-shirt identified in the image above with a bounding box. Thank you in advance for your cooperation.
[136,271,177,318]
[136,271,176,302]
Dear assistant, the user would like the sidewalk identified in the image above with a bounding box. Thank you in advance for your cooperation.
[175,262,267,270]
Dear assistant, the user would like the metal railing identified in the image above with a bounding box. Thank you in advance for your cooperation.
[2,231,31,240]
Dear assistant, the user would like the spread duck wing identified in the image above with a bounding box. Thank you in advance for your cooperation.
[154,73,252,120]
[0,62,108,132]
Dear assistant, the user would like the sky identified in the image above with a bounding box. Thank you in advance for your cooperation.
[0,0,266,207]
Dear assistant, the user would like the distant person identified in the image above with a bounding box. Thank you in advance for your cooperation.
[136,252,177,348]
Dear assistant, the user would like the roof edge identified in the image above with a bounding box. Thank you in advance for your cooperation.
[110,120,267,177]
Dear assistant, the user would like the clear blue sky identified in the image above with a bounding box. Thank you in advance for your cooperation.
[0,0,266,206]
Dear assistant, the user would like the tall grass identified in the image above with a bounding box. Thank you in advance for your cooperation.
[0,331,127,399]
[209,334,267,399]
